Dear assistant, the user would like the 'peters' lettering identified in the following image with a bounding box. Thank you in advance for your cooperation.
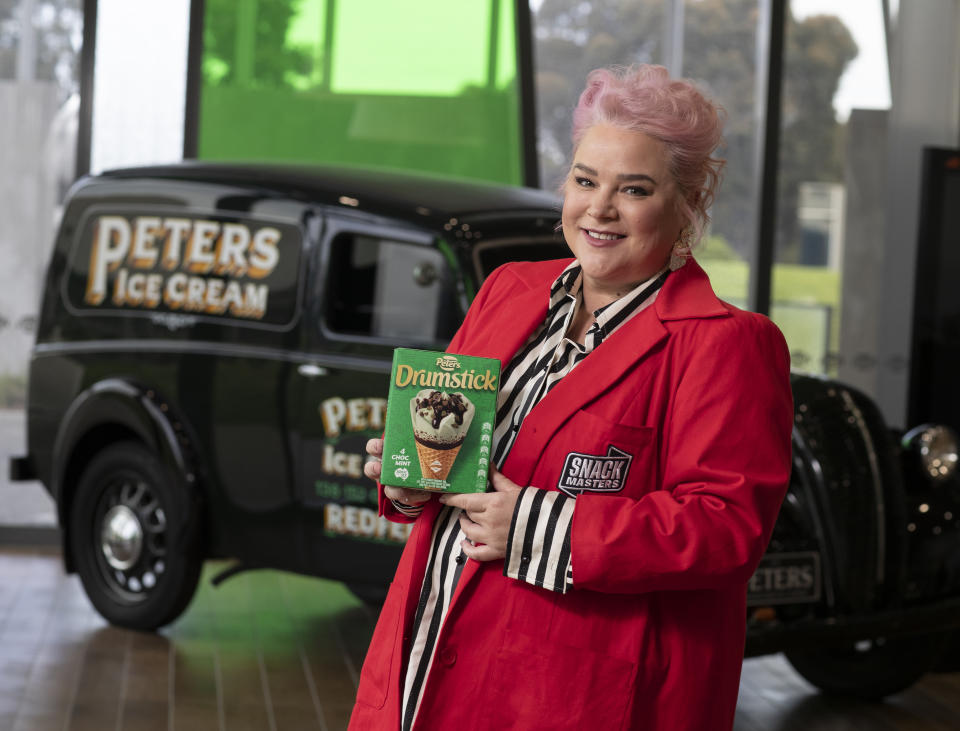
[81,214,284,322]
[320,397,387,438]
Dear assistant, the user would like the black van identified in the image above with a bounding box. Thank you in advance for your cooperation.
[10,162,960,698]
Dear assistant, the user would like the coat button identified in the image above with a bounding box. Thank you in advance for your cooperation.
[439,647,457,667]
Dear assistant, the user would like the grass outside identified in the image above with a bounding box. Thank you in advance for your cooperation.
[0,372,26,409]
[697,250,840,376]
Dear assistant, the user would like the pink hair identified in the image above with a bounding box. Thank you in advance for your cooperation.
[571,65,726,245]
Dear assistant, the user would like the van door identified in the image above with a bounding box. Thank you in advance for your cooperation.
[294,216,461,586]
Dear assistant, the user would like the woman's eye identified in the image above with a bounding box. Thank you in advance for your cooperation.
[623,186,651,197]
[574,176,594,188]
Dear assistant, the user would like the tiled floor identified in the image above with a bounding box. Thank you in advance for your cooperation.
[1,546,958,730]
[0,548,373,731]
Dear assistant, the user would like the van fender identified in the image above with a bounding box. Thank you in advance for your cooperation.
[52,378,202,570]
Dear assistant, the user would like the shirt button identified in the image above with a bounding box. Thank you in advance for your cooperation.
[439,647,457,667]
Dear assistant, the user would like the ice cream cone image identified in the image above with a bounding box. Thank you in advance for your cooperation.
[415,442,463,480]
[411,390,475,484]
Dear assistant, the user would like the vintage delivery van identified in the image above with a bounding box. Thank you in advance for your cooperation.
[10,162,960,699]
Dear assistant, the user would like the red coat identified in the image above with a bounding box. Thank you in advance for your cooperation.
[349,258,794,731]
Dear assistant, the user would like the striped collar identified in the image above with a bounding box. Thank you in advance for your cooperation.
[550,261,670,342]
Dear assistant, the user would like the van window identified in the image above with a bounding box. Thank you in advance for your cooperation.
[325,233,458,344]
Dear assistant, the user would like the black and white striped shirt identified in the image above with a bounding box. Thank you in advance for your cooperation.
[398,261,669,730]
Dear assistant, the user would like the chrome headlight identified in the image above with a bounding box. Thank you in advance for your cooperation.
[903,424,959,482]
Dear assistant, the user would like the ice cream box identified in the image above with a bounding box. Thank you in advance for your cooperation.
[381,348,500,494]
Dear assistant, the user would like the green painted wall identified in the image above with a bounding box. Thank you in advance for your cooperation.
[198,0,523,184]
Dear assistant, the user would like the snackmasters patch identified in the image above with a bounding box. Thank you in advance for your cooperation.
[557,446,633,497]
[382,348,500,494]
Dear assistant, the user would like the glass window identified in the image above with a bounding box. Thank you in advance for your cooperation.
[199,0,523,185]
[0,0,83,528]
[531,0,760,308]
[90,0,189,173]
[680,0,761,310]
[325,234,458,344]
[771,0,890,379]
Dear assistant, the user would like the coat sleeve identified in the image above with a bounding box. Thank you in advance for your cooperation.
[569,313,794,594]
[377,263,513,521]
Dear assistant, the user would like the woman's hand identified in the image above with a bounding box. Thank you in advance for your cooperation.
[439,467,523,561]
[363,438,432,506]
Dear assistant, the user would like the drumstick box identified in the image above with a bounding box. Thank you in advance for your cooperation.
[381,348,500,493]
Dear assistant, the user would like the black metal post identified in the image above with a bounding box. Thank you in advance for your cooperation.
[487,0,501,89]
[183,0,206,159]
[75,0,97,178]
[514,0,539,189]
[321,0,336,92]
[749,0,786,316]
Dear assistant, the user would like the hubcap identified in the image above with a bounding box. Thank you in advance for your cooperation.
[92,476,168,602]
[101,504,143,570]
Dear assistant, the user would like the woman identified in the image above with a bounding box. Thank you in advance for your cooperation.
[350,65,793,731]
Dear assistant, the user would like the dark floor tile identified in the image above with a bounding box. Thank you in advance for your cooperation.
[222,702,272,731]
[172,699,222,731]
[274,703,324,731]
[71,646,126,703]
[119,699,170,731]
[260,650,313,706]
[171,649,219,705]
[125,640,170,704]
[67,699,120,731]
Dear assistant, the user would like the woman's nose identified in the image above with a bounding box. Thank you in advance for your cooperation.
[587,191,617,219]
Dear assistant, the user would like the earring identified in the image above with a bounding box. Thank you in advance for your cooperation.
[669,227,694,271]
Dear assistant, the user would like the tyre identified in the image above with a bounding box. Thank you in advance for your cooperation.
[70,441,203,630]
[785,632,947,699]
[934,631,960,672]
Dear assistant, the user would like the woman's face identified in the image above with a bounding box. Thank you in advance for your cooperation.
[561,123,686,298]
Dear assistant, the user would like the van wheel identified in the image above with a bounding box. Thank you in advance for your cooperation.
[785,633,946,699]
[70,441,202,630]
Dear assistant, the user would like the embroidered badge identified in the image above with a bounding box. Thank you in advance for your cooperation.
[557,445,632,497]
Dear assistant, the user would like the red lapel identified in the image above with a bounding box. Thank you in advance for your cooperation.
[499,259,730,487]
[453,260,567,369]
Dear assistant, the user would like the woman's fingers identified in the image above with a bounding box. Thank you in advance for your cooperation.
[364,438,385,481]
[457,511,506,561]
[363,458,382,481]
[458,511,480,538]
[460,538,500,562]
[368,437,430,504]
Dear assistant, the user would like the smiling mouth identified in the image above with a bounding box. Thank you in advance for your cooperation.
[584,229,626,241]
